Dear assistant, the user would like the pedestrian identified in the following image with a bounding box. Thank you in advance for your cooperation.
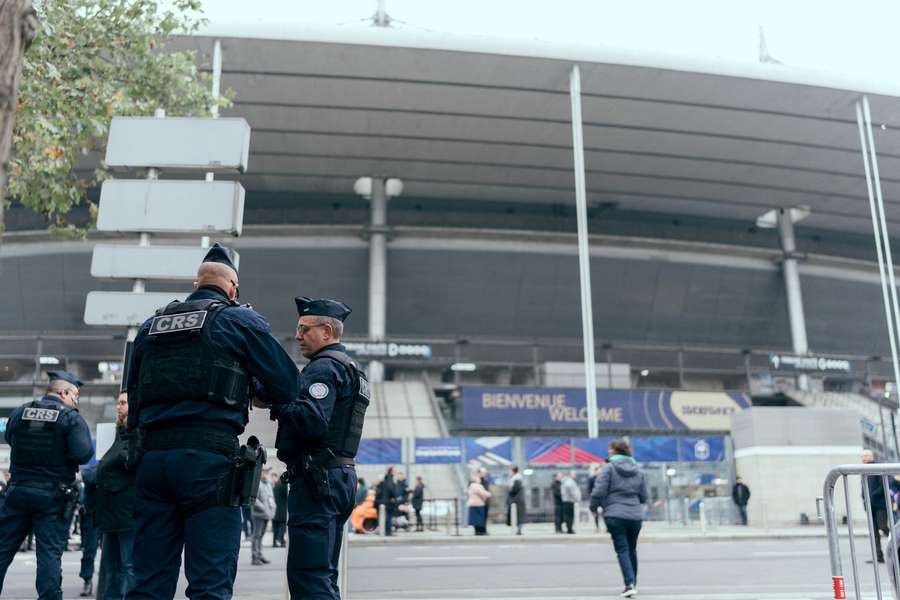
[124,244,300,600]
[862,450,894,563]
[376,467,397,537]
[478,467,493,524]
[241,506,253,541]
[561,470,581,534]
[551,472,563,533]
[267,297,369,599]
[251,468,275,565]
[96,391,137,600]
[467,474,491,536]
[588,464,603,533]
[79,464,100,596]
[395,471,410,506]
[731,477,751,526]
[0,371,93,599]
[590,439,649,599]
[412,476,425,532]
[272,473,288,548]
[506,465,526,535]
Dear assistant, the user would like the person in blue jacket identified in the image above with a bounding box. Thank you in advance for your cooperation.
[124,244,299,600]
[267,296,370,599]
[0,370,94,600]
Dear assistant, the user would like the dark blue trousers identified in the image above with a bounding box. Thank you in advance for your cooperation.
[605,516,642,587]
[0,484,70,600]
[100,529,135,600]
[287,465,357,599]
[125,449,241,600]
[80,510,100,580]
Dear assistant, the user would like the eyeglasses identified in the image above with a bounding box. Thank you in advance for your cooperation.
[296,323,328,335]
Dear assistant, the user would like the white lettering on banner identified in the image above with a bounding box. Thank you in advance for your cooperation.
[344,342,432,359]
[769,353,851,373]
[481,392,624,424]
[416,447,461,457]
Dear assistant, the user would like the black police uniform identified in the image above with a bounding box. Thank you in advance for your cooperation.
[0,371,93,600]
[273,297,369,600]
[125,244,299,600]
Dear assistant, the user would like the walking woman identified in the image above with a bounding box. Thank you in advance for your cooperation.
[467,474,491,535]
[589,440,648,598]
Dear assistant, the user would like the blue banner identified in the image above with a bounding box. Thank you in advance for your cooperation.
[632,437,679,462]
[678,436,726,462]
[572,437,615,463]
[464,437,513,467]
[462,387,749,431]
[357,438,402,465]
[414,438,462,464]
[526,437,572,464]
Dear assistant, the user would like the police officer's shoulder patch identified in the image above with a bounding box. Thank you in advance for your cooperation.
[309,382,330,400]
[22,407,60,422]
[148,310,207,335]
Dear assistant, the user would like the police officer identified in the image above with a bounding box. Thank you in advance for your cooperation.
[0,370,93,600]
[268,297,369,599]
[124,244,299,600]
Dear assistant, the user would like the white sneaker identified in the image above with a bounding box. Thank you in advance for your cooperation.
[621,585,637,598]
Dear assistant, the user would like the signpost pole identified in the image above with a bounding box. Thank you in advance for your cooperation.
[569,64,598,439]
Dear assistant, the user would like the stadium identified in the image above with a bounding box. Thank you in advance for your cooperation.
[2,15,900,527]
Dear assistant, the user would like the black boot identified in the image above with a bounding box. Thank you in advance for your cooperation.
[80,579,93,597]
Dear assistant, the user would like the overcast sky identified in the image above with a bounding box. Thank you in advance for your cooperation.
[181,0,900,81]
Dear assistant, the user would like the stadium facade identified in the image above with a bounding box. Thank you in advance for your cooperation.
[2,25,900,405]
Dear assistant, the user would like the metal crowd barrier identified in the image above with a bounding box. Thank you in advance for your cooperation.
[822,464,900,600]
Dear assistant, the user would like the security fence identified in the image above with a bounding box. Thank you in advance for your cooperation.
[822,463,900,600]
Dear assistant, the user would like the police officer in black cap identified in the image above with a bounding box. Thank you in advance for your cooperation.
[124,243,299,600]
[0,370,93,600]
[265,296,369,599]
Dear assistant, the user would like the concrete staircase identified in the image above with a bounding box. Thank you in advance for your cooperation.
[357,379,464,500]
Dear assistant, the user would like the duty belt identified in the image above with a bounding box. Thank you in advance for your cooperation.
[284,451,354,482]
[13,480,66,492]
[142,427,238,456]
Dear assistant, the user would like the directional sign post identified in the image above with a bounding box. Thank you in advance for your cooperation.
[84,113,251,377]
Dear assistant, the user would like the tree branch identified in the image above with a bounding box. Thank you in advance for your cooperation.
[0,0,39,236]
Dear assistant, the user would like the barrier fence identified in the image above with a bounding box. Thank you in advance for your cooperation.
[822,463,900,600]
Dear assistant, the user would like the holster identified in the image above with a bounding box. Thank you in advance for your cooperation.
[58,483,79,521]
[217,436,266,508]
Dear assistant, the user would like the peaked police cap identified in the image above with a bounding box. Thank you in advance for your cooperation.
[294,297,352,322]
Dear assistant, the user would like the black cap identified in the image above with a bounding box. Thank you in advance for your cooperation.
[294,297,352,322]
[47,371,83,388]
[202,243,238,274]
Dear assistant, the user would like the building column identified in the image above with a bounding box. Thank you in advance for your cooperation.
[777,208,809,391]
[368,178,388,384]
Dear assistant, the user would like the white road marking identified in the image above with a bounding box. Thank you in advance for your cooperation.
[395,555,490,562]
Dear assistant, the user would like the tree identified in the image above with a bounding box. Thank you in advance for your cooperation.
[0,0,38,233]
[2,0,229,238]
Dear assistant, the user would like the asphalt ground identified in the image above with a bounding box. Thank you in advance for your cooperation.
[0,535,895,599]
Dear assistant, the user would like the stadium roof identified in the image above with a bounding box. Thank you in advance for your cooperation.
[168,27,900,236]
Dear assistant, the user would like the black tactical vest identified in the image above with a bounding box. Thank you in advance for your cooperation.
[276,349,370,463]
[135,298,250,414]
[10,399,71,467]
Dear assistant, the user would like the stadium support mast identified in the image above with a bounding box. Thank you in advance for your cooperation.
[569,65,599,438]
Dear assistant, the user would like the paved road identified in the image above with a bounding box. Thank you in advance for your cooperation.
[0,537,895,599]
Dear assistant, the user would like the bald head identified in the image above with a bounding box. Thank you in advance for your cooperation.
[47,380,79,407]
[195,262,239,300]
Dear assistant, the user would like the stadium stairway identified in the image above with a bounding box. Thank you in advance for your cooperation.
[787,390,896,459]
[357,377,466,501]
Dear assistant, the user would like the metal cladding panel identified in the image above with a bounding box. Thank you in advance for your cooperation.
[104,117,250,172]
[96,180,244,235]
[84,291,186,326]
[90,245,240,280]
